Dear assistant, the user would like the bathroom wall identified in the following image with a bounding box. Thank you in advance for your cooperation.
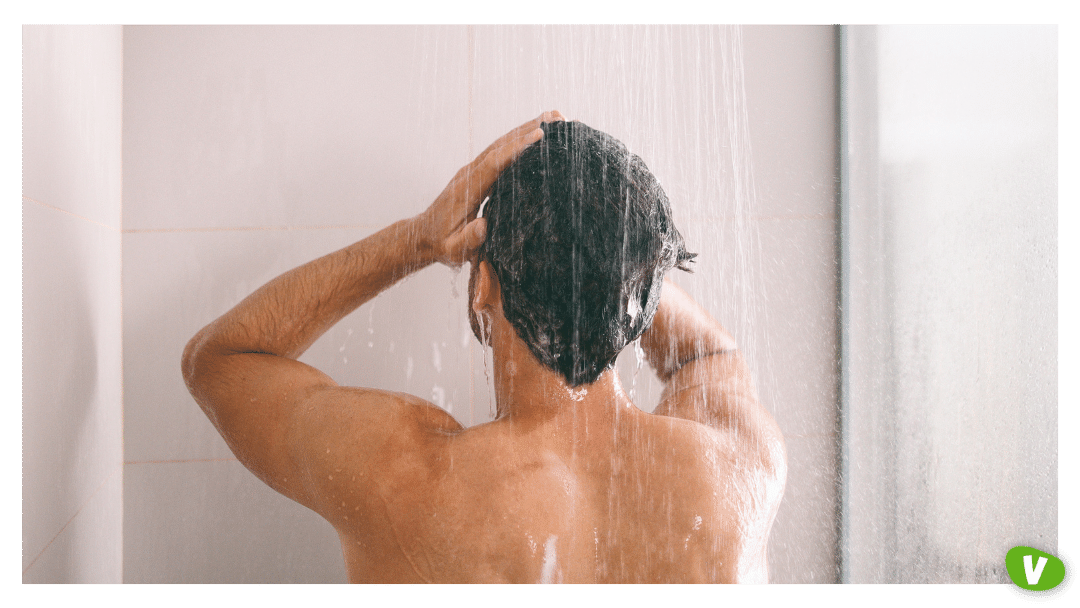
[22,25,124,583]
[741,26,839,581]
[118,24,840,583]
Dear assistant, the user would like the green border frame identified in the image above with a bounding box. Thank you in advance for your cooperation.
[8,4,1071,608]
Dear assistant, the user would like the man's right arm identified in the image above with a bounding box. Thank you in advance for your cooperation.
[640,279,786,581]
[640,279,786,471]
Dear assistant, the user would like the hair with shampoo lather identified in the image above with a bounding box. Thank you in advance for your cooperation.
[479,120,695,387]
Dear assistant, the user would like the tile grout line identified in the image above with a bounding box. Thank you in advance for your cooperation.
[124,457,239,465]
[685,213,837,221]
[23,464,123,577]
[23,196,121,232]
[25,210,829,236]
[121,223,385,234]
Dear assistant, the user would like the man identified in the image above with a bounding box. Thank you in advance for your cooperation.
[182,112,786,583]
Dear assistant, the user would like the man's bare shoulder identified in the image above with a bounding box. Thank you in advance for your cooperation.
[642,410,786,513]
[301,386,463,437]
[642,409,749,458]
[280,387,463,516]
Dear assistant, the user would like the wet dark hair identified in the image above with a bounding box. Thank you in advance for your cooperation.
[479,121,695,387]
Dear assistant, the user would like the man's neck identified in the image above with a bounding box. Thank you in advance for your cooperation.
[489,336,638,430]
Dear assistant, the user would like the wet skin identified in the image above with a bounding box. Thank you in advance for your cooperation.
[182,112,787,583]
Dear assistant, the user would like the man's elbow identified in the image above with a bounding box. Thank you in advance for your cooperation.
[182,332,232,433]
[757,420,787,498]
[181,328,216,404]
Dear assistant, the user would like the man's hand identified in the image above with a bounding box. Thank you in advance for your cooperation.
[416,111,565,267]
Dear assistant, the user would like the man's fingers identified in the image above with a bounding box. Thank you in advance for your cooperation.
[476,122,549,183]
[443,218,487,266]
[501,111,563,145]
[434,113,562,266]
[467,111,566,205]
[480,111,564,163]
[467,217,487,244]
[488,127,543,171]
[544,110,566,122]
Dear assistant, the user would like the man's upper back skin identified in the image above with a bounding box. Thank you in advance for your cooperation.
[312,393,771,583]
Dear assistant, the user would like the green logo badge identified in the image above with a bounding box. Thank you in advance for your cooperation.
[1005,546,1065,591]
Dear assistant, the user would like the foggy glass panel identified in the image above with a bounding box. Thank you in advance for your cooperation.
[843,25,1057,582]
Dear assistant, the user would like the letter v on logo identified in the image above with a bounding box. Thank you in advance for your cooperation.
[1006,546,1066,591]
[1023,554,1047,585]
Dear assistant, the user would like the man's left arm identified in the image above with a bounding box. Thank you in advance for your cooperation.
[181,113,559,514]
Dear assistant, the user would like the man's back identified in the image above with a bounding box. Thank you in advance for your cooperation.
[320,385,780,583]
